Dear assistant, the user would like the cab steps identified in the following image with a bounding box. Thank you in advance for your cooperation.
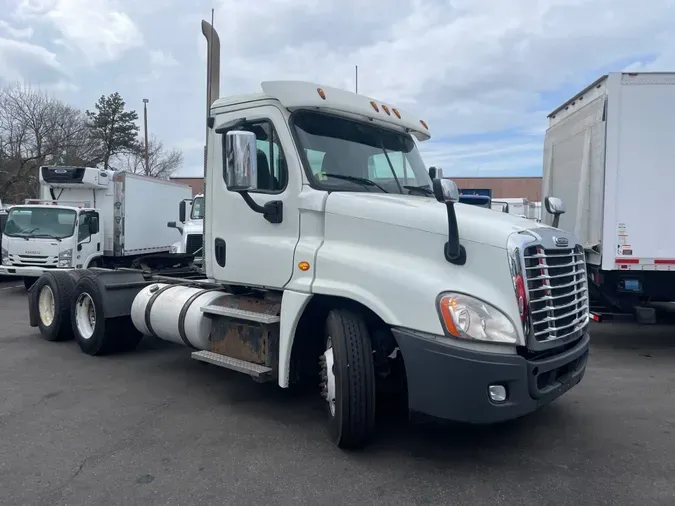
[194,298,281,381]
[191,350,273,378]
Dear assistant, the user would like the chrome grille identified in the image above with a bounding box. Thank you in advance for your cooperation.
[523,244,589,343]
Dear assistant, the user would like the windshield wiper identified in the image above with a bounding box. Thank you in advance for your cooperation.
[322,173,389,193]
[403,185,433,196]
[32,233,62,242]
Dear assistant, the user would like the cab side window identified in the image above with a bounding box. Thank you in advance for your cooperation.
[78,214,91,242]
[222,120,288,193]
[78,212,99,242]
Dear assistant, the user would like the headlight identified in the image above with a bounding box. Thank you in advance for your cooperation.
[437,292,518,344]
[1,247,8,265]
[58,249,72,267]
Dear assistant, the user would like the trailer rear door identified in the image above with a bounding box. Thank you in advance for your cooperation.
[603,73,675,270]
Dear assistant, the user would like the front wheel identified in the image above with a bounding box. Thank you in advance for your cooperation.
[320,308,376,450]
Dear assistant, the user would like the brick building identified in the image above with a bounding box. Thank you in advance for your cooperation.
[170,176,543,202]
[451,177,542,202]
[170,177,204,196]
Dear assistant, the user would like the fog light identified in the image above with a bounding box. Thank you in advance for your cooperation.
[488,384,507,403]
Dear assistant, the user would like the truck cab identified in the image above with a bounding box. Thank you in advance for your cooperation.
[169,193,204,265]
[196,81,590,445]
[1,201,101,288]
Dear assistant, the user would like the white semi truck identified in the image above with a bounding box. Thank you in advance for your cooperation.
[168,193,204,266]
[0,167,193,288]
[542,72,675,322]
[23,20,590,450]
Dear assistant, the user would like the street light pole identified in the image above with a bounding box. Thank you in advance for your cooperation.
[142,98,150,173]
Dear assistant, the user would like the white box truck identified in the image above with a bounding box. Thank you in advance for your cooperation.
[542,72,675,322]
[22,20,590,450]
[1,166,193,288]
[168,193,204,267]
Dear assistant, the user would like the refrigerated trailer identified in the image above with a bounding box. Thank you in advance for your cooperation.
[542,72,675,321]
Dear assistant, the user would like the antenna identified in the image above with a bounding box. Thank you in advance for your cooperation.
[355,65,358,93]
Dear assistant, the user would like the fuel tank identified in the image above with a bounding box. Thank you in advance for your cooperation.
[131,283,230,350]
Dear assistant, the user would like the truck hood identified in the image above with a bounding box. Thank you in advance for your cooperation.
[324,193,547,249]
[3,235,64,255]
[183,220,203,234]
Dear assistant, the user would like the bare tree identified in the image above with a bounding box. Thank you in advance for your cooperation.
[0,83,99,203]
[110,135,183,179]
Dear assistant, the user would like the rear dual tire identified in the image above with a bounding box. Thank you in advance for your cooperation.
[70,276,143,356]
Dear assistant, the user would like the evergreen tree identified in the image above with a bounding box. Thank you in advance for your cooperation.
[86,92,139,169]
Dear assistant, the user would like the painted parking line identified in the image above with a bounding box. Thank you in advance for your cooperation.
[0,285,22,291]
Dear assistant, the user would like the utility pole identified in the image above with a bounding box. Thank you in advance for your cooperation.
[142,98,150,174]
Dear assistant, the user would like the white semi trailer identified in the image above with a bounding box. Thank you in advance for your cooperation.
[23,21,590,450]
[542,72,675,322]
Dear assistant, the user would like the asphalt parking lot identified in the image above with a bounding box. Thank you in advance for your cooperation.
[1,278,674,505]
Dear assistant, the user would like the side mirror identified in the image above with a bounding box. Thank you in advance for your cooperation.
[167,220,183,234]
[88,217,99,235]
[224,130,258,191]
[544,197,565,228]
[428,166,444,180]
[544,196,565,228]
[179,200,186,223]
[432,178,460,204]
[544,196,565,215]
[431,178,465,266]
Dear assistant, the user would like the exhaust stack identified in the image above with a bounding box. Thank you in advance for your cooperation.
[201,18,220,175]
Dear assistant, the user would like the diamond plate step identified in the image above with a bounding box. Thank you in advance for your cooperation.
[191,351,273,378]
[200,305,280,324]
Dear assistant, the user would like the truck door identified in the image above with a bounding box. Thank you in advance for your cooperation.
[208,105,301,289]
[76,211,102,268]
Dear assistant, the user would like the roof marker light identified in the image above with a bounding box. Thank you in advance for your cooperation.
[370,101,379,112]
[392,108,401,119]
[381,104,391,115]
[317,88,326,100]
[420,119,429,129]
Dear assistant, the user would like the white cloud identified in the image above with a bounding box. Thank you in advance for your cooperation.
[12,0,144,65]
[3,0,675,178]
[0,36,71,87]
[0,20,34,39]
[149,49,178,67]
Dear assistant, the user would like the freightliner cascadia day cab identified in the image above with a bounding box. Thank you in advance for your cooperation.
[168,193,205,267]
[542,72,675,322]
[24,21,590,450]
[1,167,192,289]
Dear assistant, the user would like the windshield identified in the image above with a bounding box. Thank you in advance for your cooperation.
[292,111,432,195]
[3,207,77,239]
[191,196,204,220]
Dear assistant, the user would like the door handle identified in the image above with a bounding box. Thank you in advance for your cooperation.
[214,238,226,267]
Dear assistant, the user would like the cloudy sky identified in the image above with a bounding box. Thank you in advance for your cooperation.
[1,0,673,177]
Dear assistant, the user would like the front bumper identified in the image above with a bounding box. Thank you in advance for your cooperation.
[0,265,71,277]
[392,328,589,424]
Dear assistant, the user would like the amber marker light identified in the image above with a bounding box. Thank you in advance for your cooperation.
[317,88,326,100]
[298,261,310,271]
